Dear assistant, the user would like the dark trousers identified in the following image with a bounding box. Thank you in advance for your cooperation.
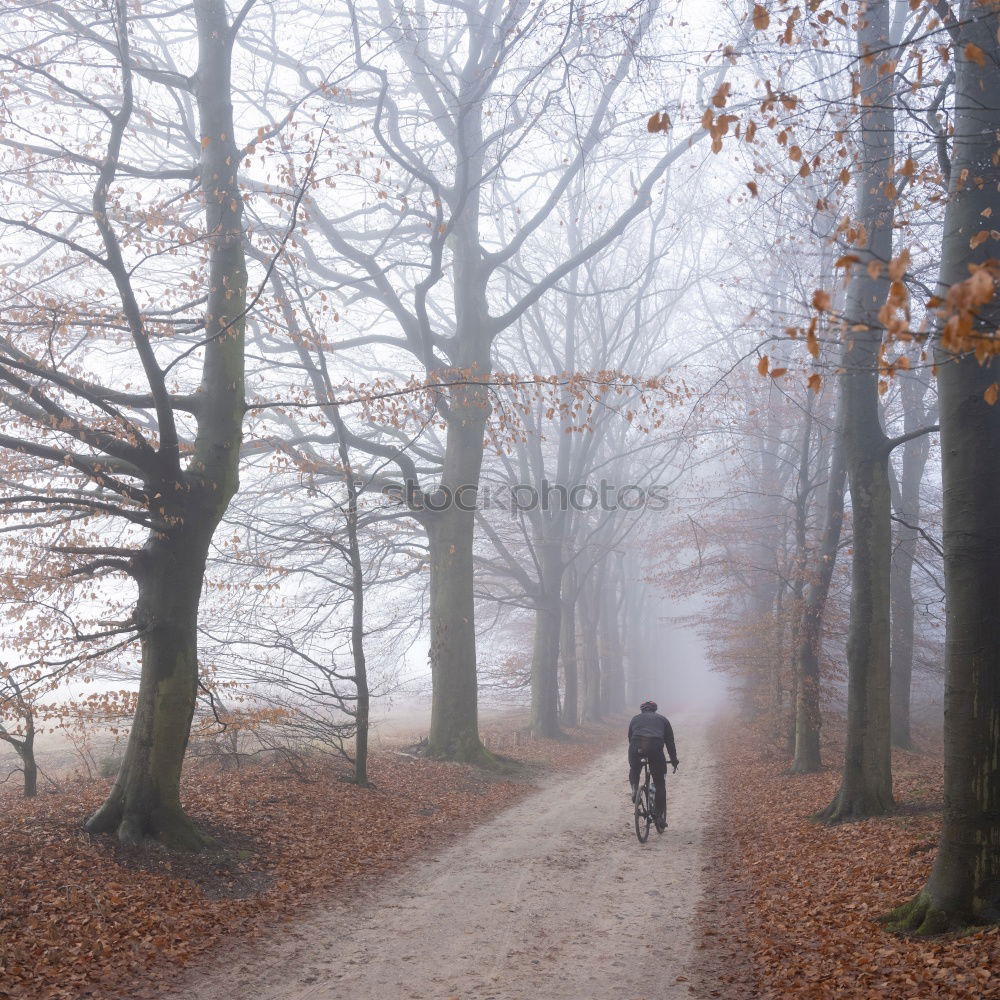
[628,738,666,821]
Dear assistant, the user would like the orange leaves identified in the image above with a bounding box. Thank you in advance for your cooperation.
[807,373,822,394]
[702,109,739,154]
[888,248,910,282]
[752,4,770,30]
[0,723,620,999]
[647,111,671,134]
[969,230,994,250]
[985,383,999,406]
[701,720,1000,1000]
[938,262,1000,359]
[965,42,987,68]
[711,82,732,108]
[878,251,912,340]
[757,357,788,379]
[812,289,832,311]
[806,322,820,359]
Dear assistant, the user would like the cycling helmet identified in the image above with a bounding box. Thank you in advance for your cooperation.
[639,700,657,713]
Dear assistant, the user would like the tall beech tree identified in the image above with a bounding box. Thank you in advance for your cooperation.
[817,0,900,823]
[888,367,936,749]
[886,0,1000,933]
[0,0,256,847]
[246,0,716,760]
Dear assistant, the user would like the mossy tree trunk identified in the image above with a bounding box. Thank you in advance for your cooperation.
[884,3,1000,934]
[86,519,224,849]
[85,0,246,848]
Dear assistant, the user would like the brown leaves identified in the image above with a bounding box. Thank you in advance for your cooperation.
[711,82,732,108]
[695,720,1000,1000]
[752,4,770,30]
[811,289,832,311]
[806,322,820,359]
[702,109,739,153]
[647,111,671,134]
[0,722,619,999]
[938,262,999,358]
[964,42,986,68]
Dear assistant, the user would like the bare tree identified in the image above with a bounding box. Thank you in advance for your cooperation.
[0,0,259,847]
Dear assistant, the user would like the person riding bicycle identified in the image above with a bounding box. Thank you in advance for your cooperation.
[628,701,679,827]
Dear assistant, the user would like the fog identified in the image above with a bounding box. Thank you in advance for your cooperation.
[0,0,951,810]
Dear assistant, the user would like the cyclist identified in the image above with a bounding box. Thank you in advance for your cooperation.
[628,701,679,827]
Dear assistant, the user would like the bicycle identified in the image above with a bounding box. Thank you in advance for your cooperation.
[633,755,666,843]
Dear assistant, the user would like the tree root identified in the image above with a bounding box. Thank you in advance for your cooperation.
[85,799,213,852]
[815,787,893,825]
[880,891,977,937]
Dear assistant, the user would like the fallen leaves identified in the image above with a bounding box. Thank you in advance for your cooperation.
[693,719,1000,1000]
[0,720,620,999]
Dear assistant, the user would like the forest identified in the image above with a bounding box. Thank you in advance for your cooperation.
[0,0,998,997]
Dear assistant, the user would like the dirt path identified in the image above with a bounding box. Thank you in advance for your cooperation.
[162,723,715,1000]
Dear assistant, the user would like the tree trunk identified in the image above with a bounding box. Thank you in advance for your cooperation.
[332,408,370,787]
[889,372,933,750]
[530,540,563,738]
[87,523,218,849]
[580,571,603,722]
[21,713,37,799]
[819,0,896,822]
[22,749,37,799]
[792,387,847,773]
[560,566,579,727]
[884,4,1000,934]
[426,392,491,762]
[786,392,814,758]
[86,0,246,848]
[600,574,626,714]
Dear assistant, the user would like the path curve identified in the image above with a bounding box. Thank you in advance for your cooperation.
[162,722,714,1000]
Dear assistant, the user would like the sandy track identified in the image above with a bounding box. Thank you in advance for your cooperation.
[161,723,714,1000]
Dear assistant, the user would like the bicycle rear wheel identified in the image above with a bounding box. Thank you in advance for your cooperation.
[634,764,651,843]
[656,783,667,834]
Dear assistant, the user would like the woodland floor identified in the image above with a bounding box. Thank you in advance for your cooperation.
[694,717,1000,999]
[0,717,621,1000]
[151,717,716,1000]
[5,713,994,1000]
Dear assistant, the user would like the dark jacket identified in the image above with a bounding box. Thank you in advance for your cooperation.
[628,711,678,765]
